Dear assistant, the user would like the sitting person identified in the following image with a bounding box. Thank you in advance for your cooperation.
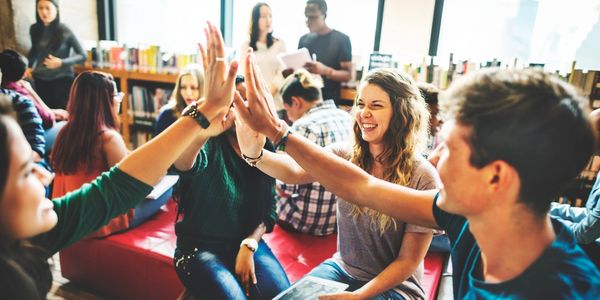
[0,21,238,298]
[550,108,600,267]
[154,64,204,136]
[235,68,440,299]
[0,68,46,164]
[169,47,290,300]
[234,56,600,298]
[50,71,132,237]
[0,49,68,130]
[276,69,352,236]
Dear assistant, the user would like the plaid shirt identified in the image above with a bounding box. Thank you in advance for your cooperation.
[277,100,353,235]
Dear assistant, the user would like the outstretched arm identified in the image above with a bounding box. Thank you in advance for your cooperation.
[233,103,314,184]
[120,21,237,185]
[233,50,439,229]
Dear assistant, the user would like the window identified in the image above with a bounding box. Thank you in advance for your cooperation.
[231,0,379,69]
[437,0,600,72]
[116,0,221,53]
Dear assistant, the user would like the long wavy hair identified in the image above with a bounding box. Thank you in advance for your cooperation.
[51,71,119,174]
[0,116,52,299]
[350,68,430,233]
[249,2,274,51]
[30,0,68,52]
[166,65,204,119]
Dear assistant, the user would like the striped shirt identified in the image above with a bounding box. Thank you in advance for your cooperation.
[277,100,353,235]
[1,88,45,157]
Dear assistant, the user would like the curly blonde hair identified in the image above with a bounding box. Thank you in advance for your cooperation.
[349,68,430,233]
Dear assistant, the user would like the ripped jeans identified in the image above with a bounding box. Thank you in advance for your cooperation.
[174,239,290,300]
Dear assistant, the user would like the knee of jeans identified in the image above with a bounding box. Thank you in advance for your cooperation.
[195,251,222,270]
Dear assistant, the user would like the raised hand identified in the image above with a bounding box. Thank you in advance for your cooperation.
[232,92,266,158]
[232,48,282,142]
[198,100,236,137]
[197,21,238,121]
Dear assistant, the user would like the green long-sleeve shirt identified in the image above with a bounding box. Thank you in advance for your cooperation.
[175,135,277,249]
[32,167,153,255]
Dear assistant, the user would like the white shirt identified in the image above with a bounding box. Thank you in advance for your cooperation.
[240,38,287,109]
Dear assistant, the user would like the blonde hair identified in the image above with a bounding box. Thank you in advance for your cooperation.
[168,64,204,118]
[349,68,430,233]
[280,68,323,104]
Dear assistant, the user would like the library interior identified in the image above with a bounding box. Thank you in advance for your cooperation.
[1,0,600,299]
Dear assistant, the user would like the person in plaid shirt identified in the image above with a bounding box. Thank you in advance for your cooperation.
[277,69,352,235]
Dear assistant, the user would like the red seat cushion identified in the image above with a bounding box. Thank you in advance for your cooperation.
[60,200,183,300]
[263,225,444,300]
[263,225,338,283]
[61,201,444,300]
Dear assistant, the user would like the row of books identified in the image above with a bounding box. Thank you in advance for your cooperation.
[569,69,600,108]
[368,53,600,96]
[127,85,173,127]
[85,41,199,74]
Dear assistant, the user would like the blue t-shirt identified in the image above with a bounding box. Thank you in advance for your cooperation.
[433,194,600,299]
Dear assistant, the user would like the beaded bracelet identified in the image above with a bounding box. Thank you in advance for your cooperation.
[274,126,292,150]
[242,150,264,167]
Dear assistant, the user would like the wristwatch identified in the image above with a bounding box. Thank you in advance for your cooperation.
[240,238,258,252]
[181,102,211,129]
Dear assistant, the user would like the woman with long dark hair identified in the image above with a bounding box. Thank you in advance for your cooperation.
[239,2,286,110]
[0,22,238,298]
[50,71,132,236]
[28,0,86,109]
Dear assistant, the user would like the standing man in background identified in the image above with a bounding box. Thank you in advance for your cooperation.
[298,0,352,105]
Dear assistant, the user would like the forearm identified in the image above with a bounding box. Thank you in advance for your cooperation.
[283,133,439,228]
[118,117,206,185]
[256,150,314,184]
[326,67,351,82]
[173,134,210,171]
[570,207,600,244]
[355,259,422,298]
[246,223,267,241]
[62,36,86,66]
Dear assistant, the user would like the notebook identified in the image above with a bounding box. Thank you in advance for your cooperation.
[272,276,349,300]
[277,48,312,70]
[146,175,179,200]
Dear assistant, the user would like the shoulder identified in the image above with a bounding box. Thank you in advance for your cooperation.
[410,156,442,190]
[100,129,124,144]
[333,30,350,40]
[272,38,286,51]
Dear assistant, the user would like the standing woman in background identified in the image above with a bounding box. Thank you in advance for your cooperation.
[28,0,86,109]
[239,2,287,110]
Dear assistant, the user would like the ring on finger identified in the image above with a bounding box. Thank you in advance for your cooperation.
[215,57,226,62]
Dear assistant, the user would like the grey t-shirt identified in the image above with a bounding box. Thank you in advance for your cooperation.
[329,144,441,299]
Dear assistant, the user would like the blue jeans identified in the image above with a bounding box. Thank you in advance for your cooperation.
[174,240,290,300]
[307,259,405,300]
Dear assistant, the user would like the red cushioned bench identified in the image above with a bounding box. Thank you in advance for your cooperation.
[60,199,444,300]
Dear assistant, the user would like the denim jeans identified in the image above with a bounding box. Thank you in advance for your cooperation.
[307,259,406,300]
[174,239,290,300]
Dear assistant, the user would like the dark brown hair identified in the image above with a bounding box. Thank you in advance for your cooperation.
[51,71,119,174]
[441,69,595,215]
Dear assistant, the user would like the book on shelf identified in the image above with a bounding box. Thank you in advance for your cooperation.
[85,40,198,75]
[128,85,173,128]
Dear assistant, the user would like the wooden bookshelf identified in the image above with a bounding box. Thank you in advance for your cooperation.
[74,66,177,148]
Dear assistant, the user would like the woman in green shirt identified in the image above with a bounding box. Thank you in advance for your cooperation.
[0,22,238,299]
